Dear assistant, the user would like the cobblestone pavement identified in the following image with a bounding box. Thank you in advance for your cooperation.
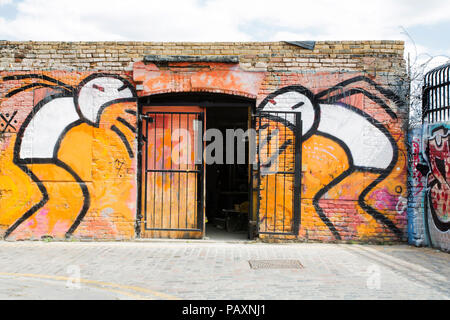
[0,240,448,300]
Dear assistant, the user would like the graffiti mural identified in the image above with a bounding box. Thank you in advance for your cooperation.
[258,75,407,241]
[0,72,137,239]
[410,122,450,251]
[0,69,409,242]
[406,129,429,246]
[425,125,450,232]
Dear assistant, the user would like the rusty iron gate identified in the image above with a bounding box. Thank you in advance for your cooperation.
[253,111,302,236]
[142,110,204,233]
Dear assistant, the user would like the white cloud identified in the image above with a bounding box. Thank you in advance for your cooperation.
[0,0,449,64]
[0,0,12,6]
[0,0,449,41]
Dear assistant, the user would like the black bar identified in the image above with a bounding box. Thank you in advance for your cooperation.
[178,113,181,229]
[265,131,269,233]
[196,112,204,234]
[423,80,450,92]
[144,228,202,232]
[258,111,300,114]
[169,113,173,229]
[283,114,287,233]
[146,169,201,173]
[258,171,294,175]
[161,114,165,228]
[147,111,203,115]
[144,54,239,64]
[273,121,278,233]
[153,113,157,229]
[135,103,143,238]
[144,114,150,230]
[259,231,296,236]
[293,115,302,235]
[256,114,262,235]
[424,106,450,113]
[186,114,189,229]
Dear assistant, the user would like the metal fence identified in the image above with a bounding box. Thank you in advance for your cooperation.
[422,63,450,123]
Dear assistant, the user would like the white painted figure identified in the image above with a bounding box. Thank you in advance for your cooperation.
[18,76,134,160]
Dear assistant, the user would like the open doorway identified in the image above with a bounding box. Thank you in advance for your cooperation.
[138,92,255,240]
[205,107,251,240]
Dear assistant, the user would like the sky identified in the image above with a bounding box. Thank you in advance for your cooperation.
[0,0,449,70]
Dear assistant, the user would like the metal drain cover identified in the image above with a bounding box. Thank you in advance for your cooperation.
[248,260,303,269]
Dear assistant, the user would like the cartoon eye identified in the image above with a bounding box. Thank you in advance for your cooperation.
[92,84,104,92]
[291,101,305,109]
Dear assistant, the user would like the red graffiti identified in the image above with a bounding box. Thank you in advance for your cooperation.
[427,127,450,231]
[411,139,425,196]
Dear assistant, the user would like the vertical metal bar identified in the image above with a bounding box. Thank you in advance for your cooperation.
[293,113,302,235]
[194,114,198,229]
[430,71,434,122]
[265,122,269,233]
[153,113,157,229]
[432,73,435,121]
[446,68,449,120]
[447,66,450,120]
[248,107,255,234]
[447,67,450,120]
[443,69,446,120]
[436,72,441,121]
[427,73,430,121]
[136,101,143,238]
[186,114,189,228]
[434,72,438,122]
[169,113,173,229]
[196,112,204,231]
[430,73,434,122]
[144,114,149,231]
[256,113,261,234]
[273,122,278,233]
[439,69,442,121]
[282,113,287,233]
[422,76,429,122]
[161,114,165,228]
[178,113,181,229]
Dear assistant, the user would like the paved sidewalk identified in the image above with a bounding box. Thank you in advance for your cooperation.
[0,241,448,300]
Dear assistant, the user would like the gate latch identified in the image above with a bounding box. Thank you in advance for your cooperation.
[140,114,153,123]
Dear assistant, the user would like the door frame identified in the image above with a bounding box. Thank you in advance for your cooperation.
[136,92,256,239]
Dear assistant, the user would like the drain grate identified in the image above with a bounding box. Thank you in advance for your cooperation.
[248,259,303,269]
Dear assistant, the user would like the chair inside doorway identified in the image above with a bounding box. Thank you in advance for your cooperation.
[205,107,250,241]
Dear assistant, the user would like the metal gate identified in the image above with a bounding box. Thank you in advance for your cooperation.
[253,111,302,236]
[142,110,204,233]
[422,63,450,122]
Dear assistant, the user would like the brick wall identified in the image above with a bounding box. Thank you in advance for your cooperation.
[0,41,405,73]
[0,41,409,242]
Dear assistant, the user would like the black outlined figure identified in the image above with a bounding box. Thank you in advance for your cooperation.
[258,76,404,240]
[2,73,137,239]
[424,125,450,232]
